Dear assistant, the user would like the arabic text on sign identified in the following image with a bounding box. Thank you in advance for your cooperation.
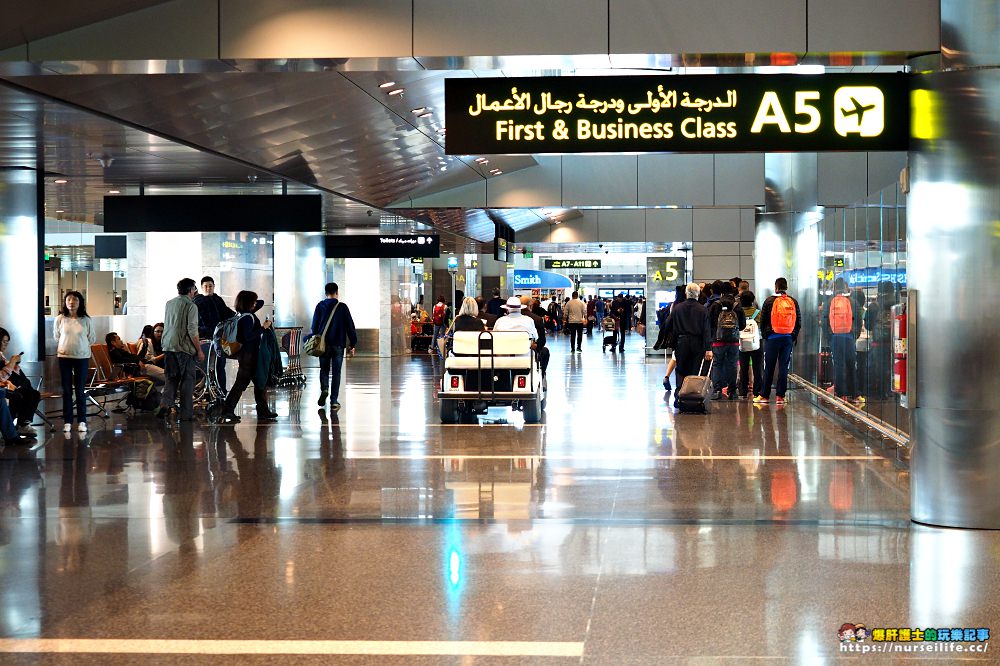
[468,87,737,117]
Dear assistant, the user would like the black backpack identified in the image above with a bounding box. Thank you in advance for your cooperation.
[127,377,160,411]
[716,307,740,343]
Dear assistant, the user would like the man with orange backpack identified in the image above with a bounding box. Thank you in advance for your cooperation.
[824,277,863,404]
[756,277,801,406]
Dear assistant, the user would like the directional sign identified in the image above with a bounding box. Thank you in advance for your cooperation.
[445,74,909,154]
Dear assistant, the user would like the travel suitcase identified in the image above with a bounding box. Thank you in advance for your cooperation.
[676,358,714,413]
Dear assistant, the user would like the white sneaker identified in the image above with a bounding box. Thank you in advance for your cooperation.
[77,422,88,433]
[63,423,72,433]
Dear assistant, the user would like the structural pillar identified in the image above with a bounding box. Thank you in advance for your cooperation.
[909,0,1000,528]
[0,170,41,360]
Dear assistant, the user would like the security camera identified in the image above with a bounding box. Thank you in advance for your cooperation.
[367,210,373,217]
[598,244,604,248]
[604,250,609,254]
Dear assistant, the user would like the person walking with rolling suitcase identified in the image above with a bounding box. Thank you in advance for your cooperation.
[662,283,713,410]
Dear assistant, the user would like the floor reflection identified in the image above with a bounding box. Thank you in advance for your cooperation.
[1,341,967,658]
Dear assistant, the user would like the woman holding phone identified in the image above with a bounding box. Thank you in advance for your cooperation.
[54,291,96,433]
[0,327,41,436]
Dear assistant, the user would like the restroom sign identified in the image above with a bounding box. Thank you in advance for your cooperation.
[445,74,909,154]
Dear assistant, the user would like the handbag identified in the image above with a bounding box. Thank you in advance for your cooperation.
[304,302,340,357]
[636,322,646,336]
[856,323,870,353]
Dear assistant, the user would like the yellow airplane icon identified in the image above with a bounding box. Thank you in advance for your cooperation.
[834,86,884,137]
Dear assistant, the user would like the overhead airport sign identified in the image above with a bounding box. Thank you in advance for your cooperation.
[545,259,602,269]
[445,74,909,154]
[513,270,574,290]
[326,234,440,258]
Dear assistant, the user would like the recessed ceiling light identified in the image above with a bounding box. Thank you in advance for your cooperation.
[54,179,68,184]
[475,157,489,164]
[440,166,448,171]
[388,88,404,96]
[437,128,447,134]
[108,190,120,194]
[379,81,396,88]
[418,112,433,118]
[56,210,64,213]
[411,107,426,114]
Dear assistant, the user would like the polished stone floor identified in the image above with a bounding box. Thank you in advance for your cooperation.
[0,331,995,663]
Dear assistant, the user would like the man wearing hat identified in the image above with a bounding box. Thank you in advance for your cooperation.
[493,296,539,341]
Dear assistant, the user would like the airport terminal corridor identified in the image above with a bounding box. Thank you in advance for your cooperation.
[3,336,982,664]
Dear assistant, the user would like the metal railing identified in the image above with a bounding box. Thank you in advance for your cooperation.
[789,374,909,448]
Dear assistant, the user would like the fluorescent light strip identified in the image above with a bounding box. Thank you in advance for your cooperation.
[0,640,584,658]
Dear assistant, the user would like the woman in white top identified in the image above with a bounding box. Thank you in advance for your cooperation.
[54,290,96,433]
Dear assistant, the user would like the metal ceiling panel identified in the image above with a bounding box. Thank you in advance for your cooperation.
[3,70,548,241]
[0,1,171,51]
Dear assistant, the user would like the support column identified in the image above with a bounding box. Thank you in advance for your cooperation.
[378,258,392,358]
[0,170,41,360]
[273,232,325,328]
[480,254,503,299]
[909,60,1000,527]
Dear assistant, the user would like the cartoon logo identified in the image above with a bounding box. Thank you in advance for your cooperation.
[839,622,869,642]
[834,87,885,137]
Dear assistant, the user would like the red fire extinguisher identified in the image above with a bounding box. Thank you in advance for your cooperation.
[891,302,906,394]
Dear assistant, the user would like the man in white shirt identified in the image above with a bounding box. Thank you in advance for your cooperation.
[564,291,588,352]
[493,296,538,341]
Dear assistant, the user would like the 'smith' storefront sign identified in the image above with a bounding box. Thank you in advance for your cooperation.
[445,74,909,154]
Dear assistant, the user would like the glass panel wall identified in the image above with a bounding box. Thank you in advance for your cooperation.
[814,182,908,434]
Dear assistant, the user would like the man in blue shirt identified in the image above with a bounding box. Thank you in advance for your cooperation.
[310,282,358,411]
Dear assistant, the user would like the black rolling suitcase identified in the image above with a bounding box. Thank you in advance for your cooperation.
[676,358,714,413]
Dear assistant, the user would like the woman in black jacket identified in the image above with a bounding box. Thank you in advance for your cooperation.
[215,291,277,423]
[453,297,486,332]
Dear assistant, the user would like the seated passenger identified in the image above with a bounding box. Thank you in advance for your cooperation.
[474,296,499,329]
[143,323,166,368]
[492,297,538,341]
[0,327,41,436]
[454,297,486,332]
[107,332,164,386]
[0,387,33,445]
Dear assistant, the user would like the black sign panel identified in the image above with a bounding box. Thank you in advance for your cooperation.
[104,195,321,232]
[94,235,127,259]
[325,234,440,258]
[545,259,602,269]
[494,220,514,262]
[445,74,909,154]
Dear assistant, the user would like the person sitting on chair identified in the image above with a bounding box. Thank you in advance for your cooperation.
[0,327,41,437]
[107,332,165,386]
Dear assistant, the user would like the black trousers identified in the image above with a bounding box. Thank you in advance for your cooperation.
[738,348,764,397]
[567,323,584,349]
[222,353,268,413]
[674,335,707,398]
[6,381,40,425]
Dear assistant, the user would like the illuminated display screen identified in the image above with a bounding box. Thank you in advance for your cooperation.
[445,74,909,154]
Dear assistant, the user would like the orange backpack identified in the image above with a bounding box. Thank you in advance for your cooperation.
[771,294,797,334]
[829,294,853,334]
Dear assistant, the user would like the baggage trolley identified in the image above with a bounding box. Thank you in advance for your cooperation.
[275,326,307,388]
